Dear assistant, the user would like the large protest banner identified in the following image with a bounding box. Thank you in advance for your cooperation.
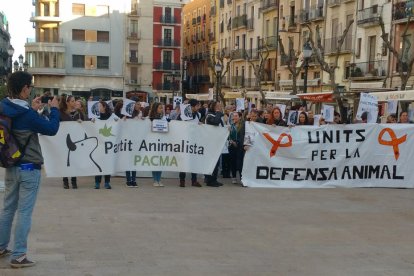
[39,120,228,177]
[242,122,414,188]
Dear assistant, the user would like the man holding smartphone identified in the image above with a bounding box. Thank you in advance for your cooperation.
[0,71,60,268]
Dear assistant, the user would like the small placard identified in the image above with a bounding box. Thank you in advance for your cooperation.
[152,119,169,133]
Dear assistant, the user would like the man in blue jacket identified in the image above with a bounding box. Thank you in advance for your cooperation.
[0,71,60,268]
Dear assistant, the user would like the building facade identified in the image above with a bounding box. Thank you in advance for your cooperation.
[0,12,13,85]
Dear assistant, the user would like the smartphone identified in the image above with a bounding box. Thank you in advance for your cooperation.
[41,96,54,103]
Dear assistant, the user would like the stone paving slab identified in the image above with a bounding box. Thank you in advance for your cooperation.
[0,169,414,275]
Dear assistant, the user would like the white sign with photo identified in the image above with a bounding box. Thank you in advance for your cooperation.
[287,110,298,126]
[236,98,245,112]
[387,100,398,114]
[275,104,287,119]
[87,101,100,119]
[173,96,183,109]
[322,105,335,123]
[180,104,193,121]
[313,114,322,126]
[121,98,136,117]
[357,93,378,123]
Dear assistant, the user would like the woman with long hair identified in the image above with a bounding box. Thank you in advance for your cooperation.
[266,107,287,126]
[149,102,166,187]
[228,111,245,184]
[297,111,309,125]
[59,94,85,189]
[94,101,119,189]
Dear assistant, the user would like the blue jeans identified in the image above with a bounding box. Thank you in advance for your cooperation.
[126,171,136,183]
[152,171,162,182]
[0,167,41,259]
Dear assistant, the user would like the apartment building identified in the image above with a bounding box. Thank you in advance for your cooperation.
[182,0,211,95]
[27,0,127,99]
[125,0,154,101]
[0,12,13,85]
[152,0,184,102]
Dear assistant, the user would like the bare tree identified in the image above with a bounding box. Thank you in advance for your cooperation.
[207,48,234,104]
[278,36,303,95]
[379,16,414,90]
[246,40,271,105]
[306,20,354,122]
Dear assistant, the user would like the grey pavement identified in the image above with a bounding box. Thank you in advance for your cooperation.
[0,169,414,276]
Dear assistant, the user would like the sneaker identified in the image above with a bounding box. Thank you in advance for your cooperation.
[206,182,220,187]
[153,182,159,187]
[0,248,11,258]
[158,182,164,187]
[231,178,237,184]
[131,182,138,188]
[10,255,36,268]
[179,180,185,187]
[94,183,100,189]
[126,182,133,188]
[104,183,112,189]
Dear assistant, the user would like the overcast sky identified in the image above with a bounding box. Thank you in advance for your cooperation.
[1,2,34,62]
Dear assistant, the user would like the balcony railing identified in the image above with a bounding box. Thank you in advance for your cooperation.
[287,15,298,28]
[263,36,278,49]
[246,48,260,59]
[128,56,143,64]
[245,78,259,88]
[232,76,245,87]
[350,60,388,79]
[130,8,141,16]
[324,34,353,54]
[127,31,141,39]
[328,0,341,7]
[156,82,179,91]
[247,18,254,30]
[357,5,383,27]
[232,14,247,29]
[233,49,247,59]
[299,6,324,23]
[210,6,216,16]
[156,39,180,47]
[260,0,279,11]
[393,1,414,21]
[154,62,180,71]
[160,16,177,24]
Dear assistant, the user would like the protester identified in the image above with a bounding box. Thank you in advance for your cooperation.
[267,107,287,126]
[399,111,409,123]
[177,99,203,187]
[386,114,397,123]
[0,71,60,268]
[297,111,310,125]
[205,101,225,187]
[228,111,245,185]
[93,101,118,189]
[59,94,85,189]
[333,111,342,124]
[149,102,167,187]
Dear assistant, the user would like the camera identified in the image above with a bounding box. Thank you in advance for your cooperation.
[41,96,54,103]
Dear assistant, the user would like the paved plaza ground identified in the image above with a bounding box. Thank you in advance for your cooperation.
[0,169,414,276]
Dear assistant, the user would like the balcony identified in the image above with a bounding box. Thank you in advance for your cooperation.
[357,5,383,28]
[245,78,259,88]
[156,39,180,47]
[247,18,254,30]
[350,60,388,80]
[30,12,62,22]
[328,0,341,7]
[211,6,216,16]
[246,48,260,60]
[129,8,141,16]
[193,75,210,84]
[260,0,279,12]
[155,82,179,91]
[220,0,224,8]
[232,76,245,87]
[232,14,247,29]
[127,31,141,40]
[263,36,278,49]
[233,49,247,59]
[393,1,414,22]
[127,56,143,64]
[324,34,353,54]
[287,15,298,29]
[160,16,177,24]
[154,62,180,71]
[299,6,324,24]
[127,79,141,86]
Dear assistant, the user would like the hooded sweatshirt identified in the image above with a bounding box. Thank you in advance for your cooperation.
[0,98,60,165]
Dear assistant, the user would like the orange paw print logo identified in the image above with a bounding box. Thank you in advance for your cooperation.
[263,133,292,158]
[378,128,407,160]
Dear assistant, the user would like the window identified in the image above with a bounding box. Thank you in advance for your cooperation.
[130,67,138,82]
[356,38,362,58]
[43,3,50,16]
[344,61,350,79]
[72,4,85,15]
[72,55,85,68]
[97,31,109,42]
[382,33,388,56]
[314,72,320,79]
[97,56,109,69]
[72,29,85,41]
[85,30,97,42]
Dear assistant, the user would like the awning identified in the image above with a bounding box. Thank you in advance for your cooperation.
[224,92,242,99]
[369,90,414,101]
[185,93,211,100]
[296,92,334,102]
[266,91,299,101]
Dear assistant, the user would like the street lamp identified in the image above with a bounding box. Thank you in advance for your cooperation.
[215,62,222,102]
[18,54,23,70]
[7,45,14,73]
[13,61,19,72]
[302,42,312,95]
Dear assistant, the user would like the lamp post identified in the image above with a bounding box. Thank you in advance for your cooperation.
[215,62,222,102]
[13,54,28,72]
[302,42,312,95]
[7,45,14,74]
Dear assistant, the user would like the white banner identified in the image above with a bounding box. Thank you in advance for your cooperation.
[242,122,414,188]
[39,120,228,177]
[357,93,378,123]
